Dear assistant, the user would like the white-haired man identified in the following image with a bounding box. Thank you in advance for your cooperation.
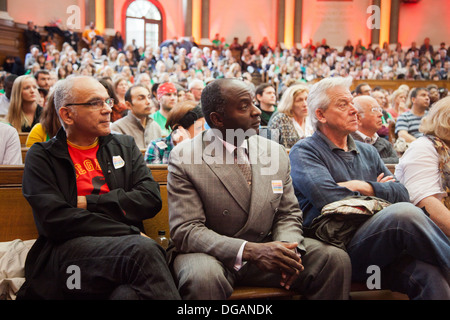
[188,79,205,104]
[289,76,450,299]
[352,96,399,164]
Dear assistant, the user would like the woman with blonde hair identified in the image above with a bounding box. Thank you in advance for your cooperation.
[396,96,450,236]
[387,88,408,120]
[7,75,43,133]
[267,83,313,149]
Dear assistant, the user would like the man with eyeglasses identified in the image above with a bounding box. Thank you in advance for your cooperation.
[111,84,162,149]
[351,96,399,164]
[188,79,205,104]
[17,76,181,300]
[289,77,450,300]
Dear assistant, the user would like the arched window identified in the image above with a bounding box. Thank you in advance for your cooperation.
[125,0,162,49]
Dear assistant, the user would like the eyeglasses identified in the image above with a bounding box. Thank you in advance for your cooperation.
[65,98,114,109]
[370,107,383,114]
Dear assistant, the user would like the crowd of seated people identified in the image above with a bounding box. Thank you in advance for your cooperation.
[0,26,448,167]
[0,28,448,166]
[0,26,449,300]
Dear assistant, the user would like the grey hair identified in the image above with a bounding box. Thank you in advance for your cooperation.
[54,75,89,128]
[353,95,378,119]
[277,84,309,117]
[188,79,205,90]
[307,76,353,130]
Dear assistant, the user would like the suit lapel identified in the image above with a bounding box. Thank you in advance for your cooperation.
[202,130,251,213]
[248,136,273,220]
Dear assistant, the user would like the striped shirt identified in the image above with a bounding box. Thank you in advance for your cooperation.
[395,110,425,138]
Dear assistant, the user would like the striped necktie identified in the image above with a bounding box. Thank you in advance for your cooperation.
[235,146,252,186]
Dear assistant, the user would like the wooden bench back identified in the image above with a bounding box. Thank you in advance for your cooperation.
[0,165,170,242]
[0,162,397,243]
[0,164,408,299]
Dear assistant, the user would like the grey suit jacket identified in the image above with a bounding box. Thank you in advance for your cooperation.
[167,129,305,271]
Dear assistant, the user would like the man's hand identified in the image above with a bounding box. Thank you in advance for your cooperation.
[338,174,395,196]
[377,173,395,183]
[77,196,87,209]
[243,241,304,289]
[172,127,191,146]
[337,180,374,196]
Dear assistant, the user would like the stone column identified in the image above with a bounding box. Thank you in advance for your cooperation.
[85,0,96,26]
[104,0,115,36]
[294,0,302,47]
[277,0,285,45]
[184,0,192,38]
[389,0,400,44]
[370,0,381,46]
[200,0,210,45]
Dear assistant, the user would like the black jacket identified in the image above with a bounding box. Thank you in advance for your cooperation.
[17,129,162,299]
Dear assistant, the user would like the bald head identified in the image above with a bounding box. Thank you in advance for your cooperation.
[353,96,379,115]
[353,96,383,136]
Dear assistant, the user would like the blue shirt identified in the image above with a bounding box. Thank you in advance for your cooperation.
[395,110,425,138]
[289,130,410,227]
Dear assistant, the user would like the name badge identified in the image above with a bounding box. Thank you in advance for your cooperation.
[112,155,125,169]
[271,180,283,194]
[156,141,168,149]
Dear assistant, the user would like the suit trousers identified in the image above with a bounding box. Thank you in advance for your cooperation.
[49,234,181,299]
[172,237,352,300]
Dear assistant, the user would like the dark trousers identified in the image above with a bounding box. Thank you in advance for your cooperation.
[52,235,180,300]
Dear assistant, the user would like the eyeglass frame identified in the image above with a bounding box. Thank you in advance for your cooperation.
[64,98,115,109]
[370,107,383,114]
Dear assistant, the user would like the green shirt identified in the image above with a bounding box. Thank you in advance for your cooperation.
[259,106,277,127]
[150,111,171,137]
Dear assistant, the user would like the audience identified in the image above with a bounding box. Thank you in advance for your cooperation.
[396,96,450,236]
[145,101,204,164]
[6,75,43,133]
[16,75,180,300]
[1,26,449,300]
[395,87,430,143]
[34,70,51,91]
[255,83,277,126]
[26,90,61,147]
[167,78,351,300]
[0,121,22,164]
[289,76,450,300]
[111,84,161,149]
[0,74,18,118]
[151,82,178,137]
[267,84,313,149]
[187,79,205,104]
[386,88,408,120]
[352,96,399,164]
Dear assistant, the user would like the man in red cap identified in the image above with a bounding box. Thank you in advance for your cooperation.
[151,82,178,136]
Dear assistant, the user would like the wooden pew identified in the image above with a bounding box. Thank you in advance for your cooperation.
[0,165,169,241]
[0,164,407,300]
[19,133,28,147]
